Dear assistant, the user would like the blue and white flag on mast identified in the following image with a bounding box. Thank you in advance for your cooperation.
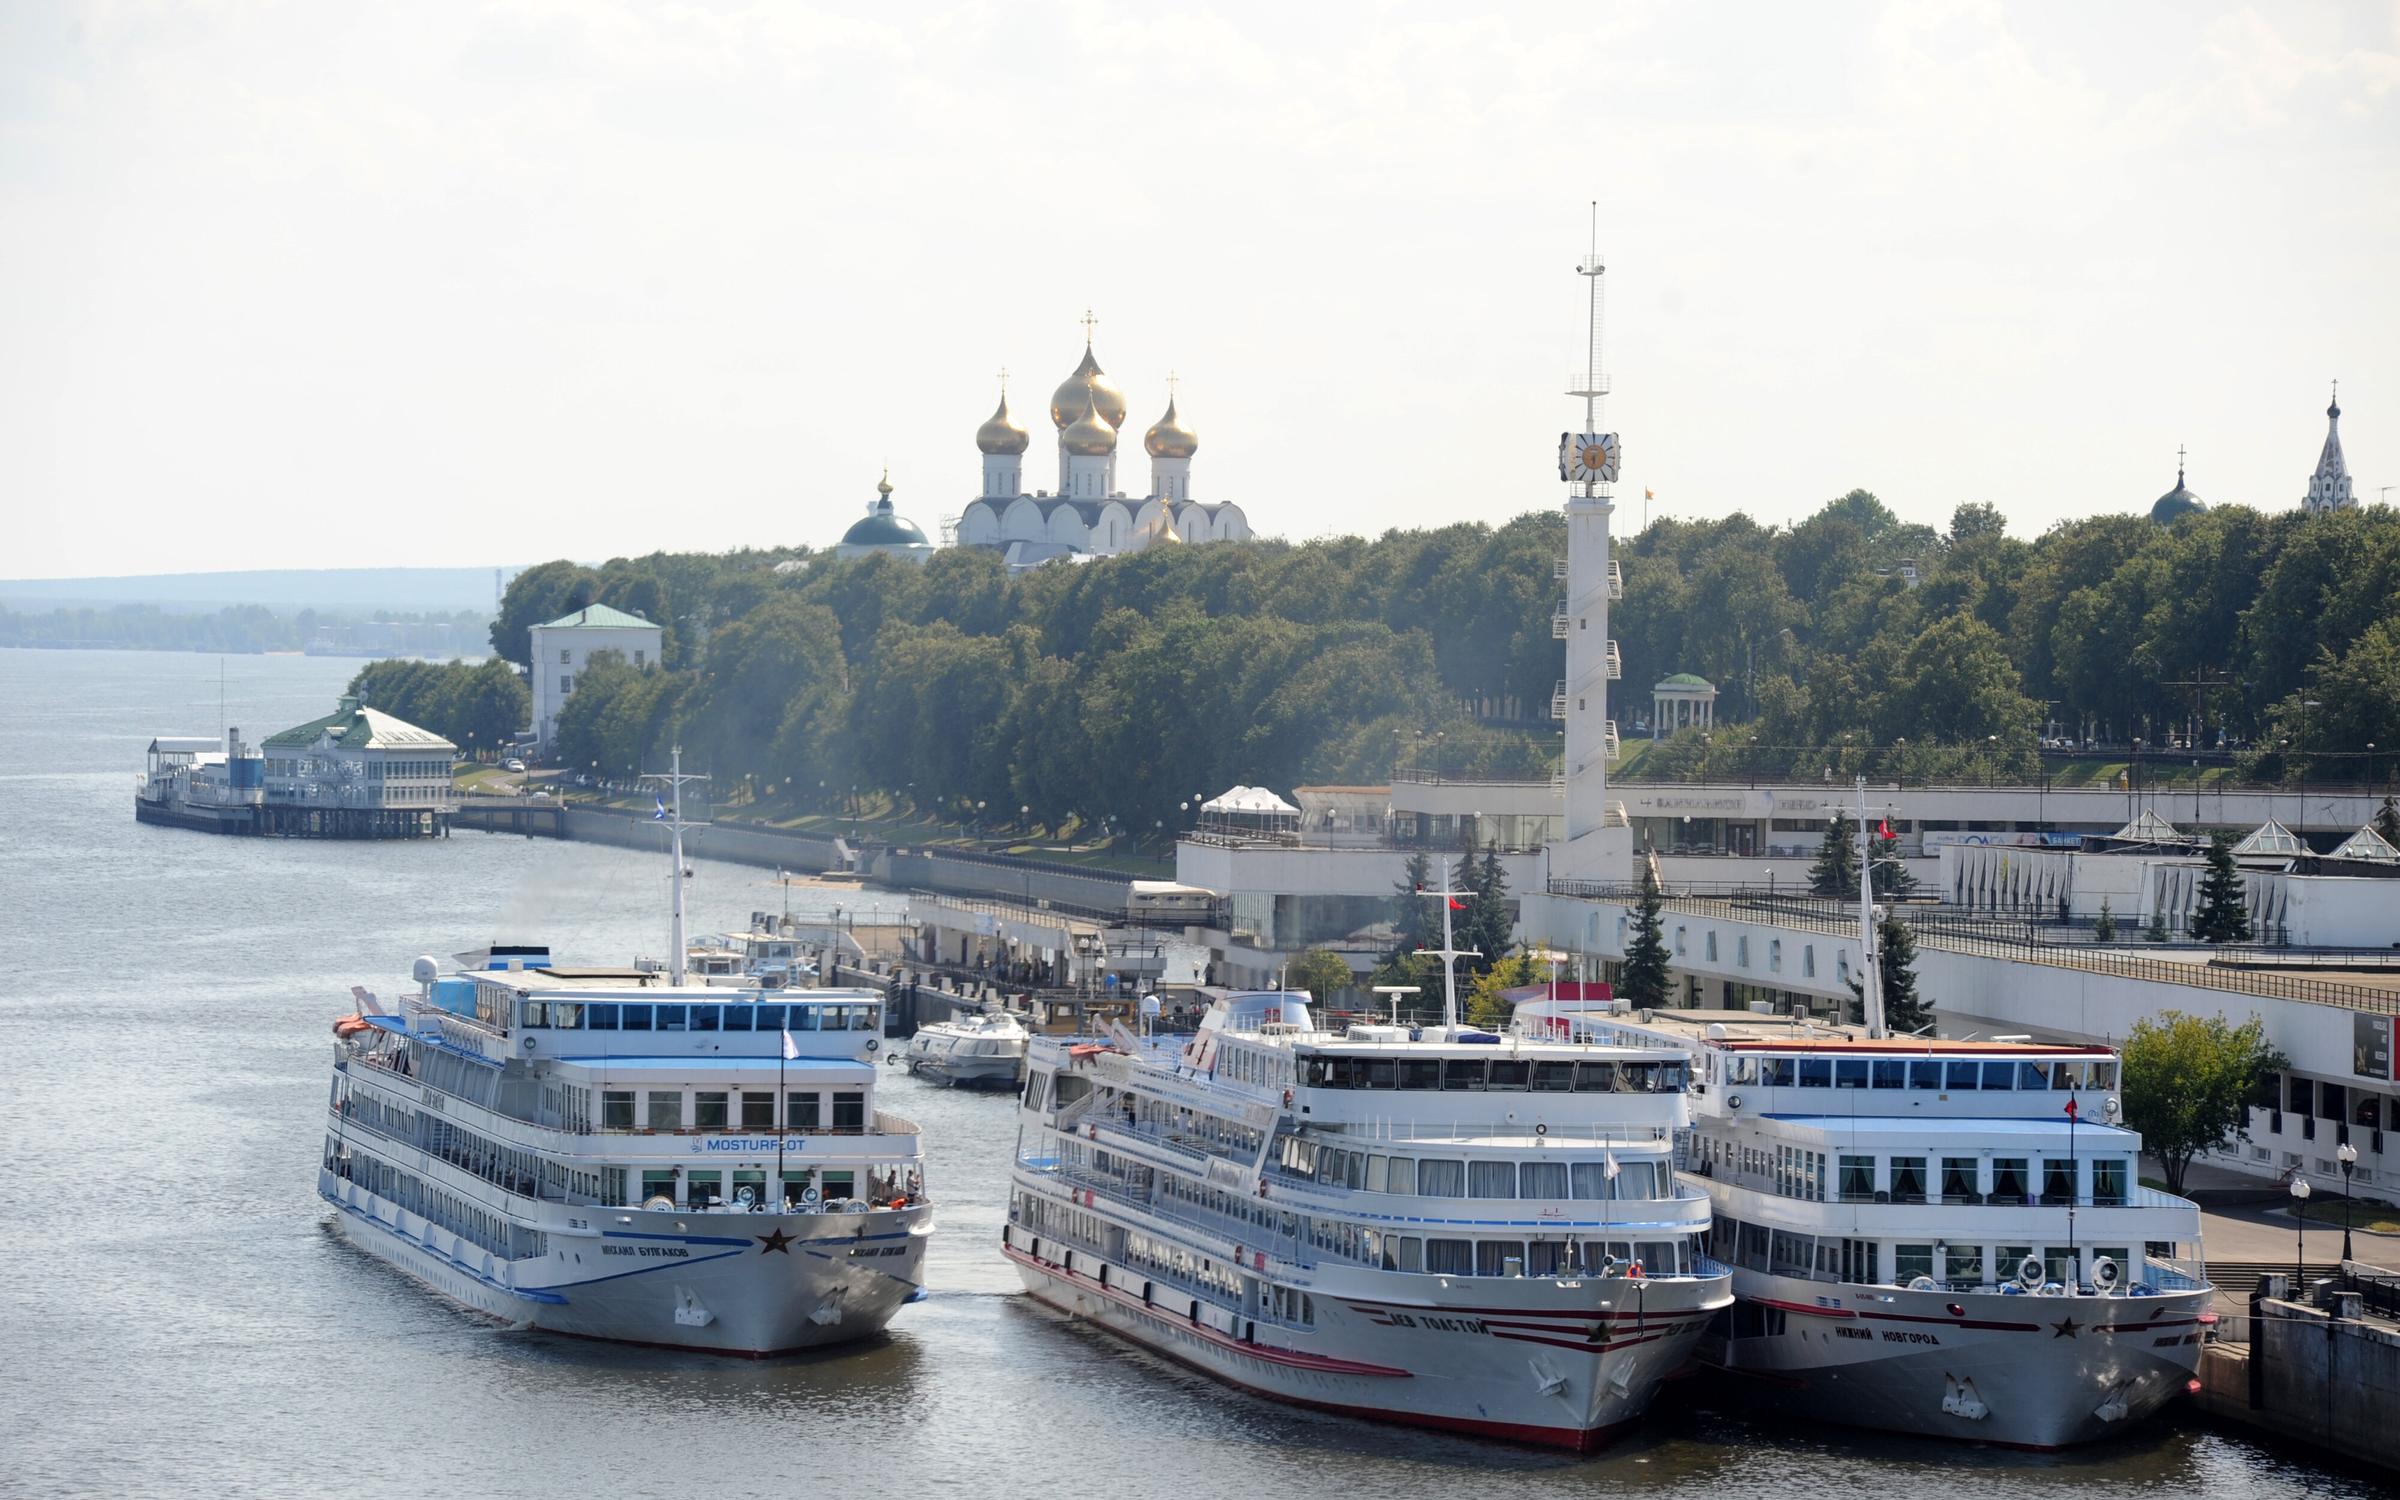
[653,797,669,821]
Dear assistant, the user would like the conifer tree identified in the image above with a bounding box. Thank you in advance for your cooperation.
[2192,831,2254,944]
[1847,909,1929,1032]
[2094,897,2117,942]
[1619,860,1672,1010]
[1389,849,1434,963]
[1869,822,1917,897]
[1810,811,1858,896]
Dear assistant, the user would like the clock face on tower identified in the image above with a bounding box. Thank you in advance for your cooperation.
[1559,431,1620,483]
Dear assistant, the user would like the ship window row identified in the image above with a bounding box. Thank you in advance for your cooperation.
[1116,1093,1264,1158]
[639,1166,879,1210]
[600,1087,865,1134]
[324,1138,547,1261]
[1302,1056,1687,1094]
[1281,1137,1668,1200]
[1692,1137,2134,1206]
[1718,1055,2117,1093]
[1378,1230,1689,1278]
[1708,1213,2150,1292]
[1218,1045,1293,1091]
[520,1000,881,1033]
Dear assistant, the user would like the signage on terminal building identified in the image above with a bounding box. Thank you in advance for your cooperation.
[2355,1014,2395,1082]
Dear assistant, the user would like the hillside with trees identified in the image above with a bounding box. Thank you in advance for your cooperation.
[413,495,2395,837]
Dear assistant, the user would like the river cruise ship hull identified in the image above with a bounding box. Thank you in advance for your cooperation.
[1523,1000,2215,1449]
[1701,1271,2211,1447]
[321,944,932,1356]
[1006,1218,1715,1450]
[324,1172,928,1354]
[1006,987,1731,1450]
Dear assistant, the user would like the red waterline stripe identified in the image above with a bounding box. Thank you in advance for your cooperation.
[1002,1244,1410,1377]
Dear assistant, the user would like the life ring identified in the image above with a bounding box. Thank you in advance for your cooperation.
[888,1197,908,1211]
[865,1037,880,1052]
[1628,1259,1644,1280]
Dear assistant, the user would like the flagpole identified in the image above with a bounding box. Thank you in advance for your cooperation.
[778,1034,787,1206]
[2067,1093,2078,1289]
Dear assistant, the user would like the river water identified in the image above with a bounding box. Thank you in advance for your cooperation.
[0,647,2376,1499]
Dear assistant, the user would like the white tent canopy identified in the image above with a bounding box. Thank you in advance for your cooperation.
[1202,785,1299,817]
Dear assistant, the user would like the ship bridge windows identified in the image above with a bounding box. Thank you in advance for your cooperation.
[647,1090,682,1131]
[695,1091,730,1131]
[603,1090,634,1129]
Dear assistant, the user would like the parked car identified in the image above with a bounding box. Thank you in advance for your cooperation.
[504,757,526,773]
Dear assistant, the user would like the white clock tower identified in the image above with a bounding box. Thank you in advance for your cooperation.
[1552,218,1632,884]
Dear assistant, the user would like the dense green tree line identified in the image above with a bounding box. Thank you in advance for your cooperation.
[449,493,2396,837]
[1617,492,2400,780]
[345,658,530,754]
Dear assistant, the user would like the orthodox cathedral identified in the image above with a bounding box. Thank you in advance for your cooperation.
[955,322,1251,567]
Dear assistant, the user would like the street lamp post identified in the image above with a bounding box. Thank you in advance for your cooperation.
[2339,1142,2359,1263]
[2291,1174,2312,1290]
[1987,735,1997,789]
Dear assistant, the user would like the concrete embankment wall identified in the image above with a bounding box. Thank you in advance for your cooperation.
[555,808,1143,913]
[875,847,1136,914]
[2194,1288,2400,1475]
[560,808,842,873]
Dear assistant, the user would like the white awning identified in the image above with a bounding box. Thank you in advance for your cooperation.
[1202,785,1299,816]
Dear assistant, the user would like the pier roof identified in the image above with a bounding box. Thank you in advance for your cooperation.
[265,700,456,751]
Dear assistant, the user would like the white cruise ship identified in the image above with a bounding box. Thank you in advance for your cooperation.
[317,751,933,1354]
[1515,1001,2215,1445]
[1003,891,1732,1450]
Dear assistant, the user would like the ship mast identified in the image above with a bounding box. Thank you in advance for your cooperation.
[643,746,708,986]
[1856,774,1884,1038]
[1419,865,1482,1034]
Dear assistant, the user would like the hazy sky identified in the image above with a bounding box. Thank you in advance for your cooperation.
[4,1,2395,580]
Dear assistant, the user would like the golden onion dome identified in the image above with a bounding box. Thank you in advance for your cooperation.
[1143,395,1198,459]
[1137,506,1183,547]
[1060,385,1118,456]
[1050,344,1128,431]
[976,392,1029,456]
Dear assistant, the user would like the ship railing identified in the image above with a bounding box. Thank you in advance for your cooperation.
[1329,1121,1674,1146]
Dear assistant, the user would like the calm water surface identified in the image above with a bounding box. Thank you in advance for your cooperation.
[0,647,2378,1499]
